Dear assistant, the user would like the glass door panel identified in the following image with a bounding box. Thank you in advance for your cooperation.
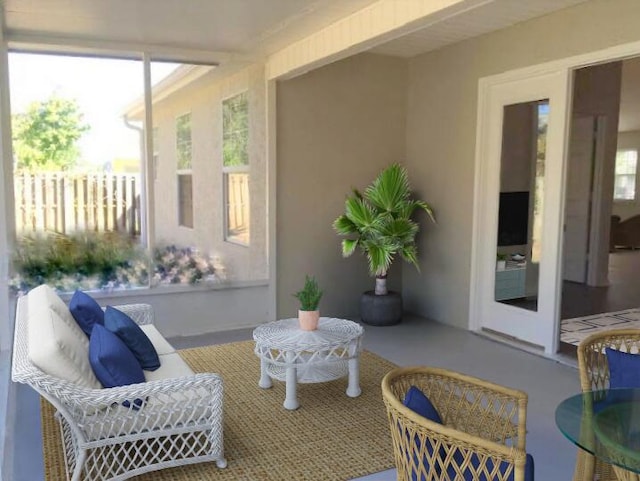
[495,100,549,312]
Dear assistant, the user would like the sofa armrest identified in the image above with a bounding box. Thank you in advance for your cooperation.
[109,303,154,325]
[56,373,223,440]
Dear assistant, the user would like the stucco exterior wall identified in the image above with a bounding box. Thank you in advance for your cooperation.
[276,53,408,320]
[404,0,640,328]
[151,64,267,282]
[87,284,269,337]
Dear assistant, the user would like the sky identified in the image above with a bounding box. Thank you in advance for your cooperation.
[8,52,177,169]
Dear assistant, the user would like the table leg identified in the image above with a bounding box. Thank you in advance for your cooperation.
[258,357,272,389]
[284,363,299,410]
[346,355,361,398]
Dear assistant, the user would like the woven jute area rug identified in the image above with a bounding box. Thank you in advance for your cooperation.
[41,340,397,480]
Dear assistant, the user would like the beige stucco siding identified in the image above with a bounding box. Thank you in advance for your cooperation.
[152,64,267,282]
[276,53,408,319]
[404,0,640,328]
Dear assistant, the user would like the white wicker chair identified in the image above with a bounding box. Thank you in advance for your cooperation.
[12,294,226,481]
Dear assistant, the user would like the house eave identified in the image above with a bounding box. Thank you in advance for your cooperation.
[123,63,217,120]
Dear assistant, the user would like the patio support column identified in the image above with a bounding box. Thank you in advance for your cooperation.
[0,7,16,352]
[266,76,277,321]
[0,10,17,481]
[141,53,155,250]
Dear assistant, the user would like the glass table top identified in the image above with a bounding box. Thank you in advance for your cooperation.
[556,388,640,474]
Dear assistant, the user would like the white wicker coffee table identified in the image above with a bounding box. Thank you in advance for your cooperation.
[253,318,364,410]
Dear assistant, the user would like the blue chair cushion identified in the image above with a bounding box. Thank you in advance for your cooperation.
[403,385,442,423]
[104,306,160,371]
[402,386,444,480]
[89,324,145,390]
[448,452,535,481]
[606,348,640,388]
[69,290,104,338]
[403,386,534,481]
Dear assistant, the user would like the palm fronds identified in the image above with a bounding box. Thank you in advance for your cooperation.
[333,163,435,278]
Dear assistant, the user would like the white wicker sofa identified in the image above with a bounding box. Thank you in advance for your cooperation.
[11,284,226,481]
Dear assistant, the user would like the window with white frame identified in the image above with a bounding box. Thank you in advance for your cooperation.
[222,92,249,245]
[614,149,639,201]
[176,113,193,228]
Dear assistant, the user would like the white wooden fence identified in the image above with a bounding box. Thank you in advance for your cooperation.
[14,171,141,236]
[226,172,249,242]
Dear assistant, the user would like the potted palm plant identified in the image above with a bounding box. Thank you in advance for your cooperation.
[333,163,435,325]
[293,275,324,330]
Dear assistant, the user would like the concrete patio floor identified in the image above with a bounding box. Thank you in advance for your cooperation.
[7,314,580,480]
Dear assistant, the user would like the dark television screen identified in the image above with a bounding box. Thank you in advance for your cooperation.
[497,191,529,246]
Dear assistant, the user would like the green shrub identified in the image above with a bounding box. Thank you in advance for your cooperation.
[10,233,222,294]
[10,231,149,293]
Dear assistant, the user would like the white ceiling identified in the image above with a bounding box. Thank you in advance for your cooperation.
[2,0,379,55]
[3,0,592,64]
[369,0,587,58]
[6,0,637,130]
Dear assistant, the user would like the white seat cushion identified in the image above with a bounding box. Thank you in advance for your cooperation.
[144,353,193,382]
[84,352,205,441]
[139,325,176,356]
[27,285,101,389]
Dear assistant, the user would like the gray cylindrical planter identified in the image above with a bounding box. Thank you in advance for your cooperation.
[360,290,402,326]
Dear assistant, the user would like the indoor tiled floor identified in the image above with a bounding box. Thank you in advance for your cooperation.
[561,250,640,320]
[559,250,640,347]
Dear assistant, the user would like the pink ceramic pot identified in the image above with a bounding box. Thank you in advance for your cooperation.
[298,310,319,331]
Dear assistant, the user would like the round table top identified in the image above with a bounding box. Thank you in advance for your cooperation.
[253,317,364,351]
[556,388,640,474]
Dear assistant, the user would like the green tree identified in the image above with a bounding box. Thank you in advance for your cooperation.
[222,92,248,167]
[12,95,90,171]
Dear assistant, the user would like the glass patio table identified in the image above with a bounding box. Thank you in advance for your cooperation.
[556,388,640,481]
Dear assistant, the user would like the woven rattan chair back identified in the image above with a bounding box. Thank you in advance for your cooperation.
[574,329,640,481]
[381,366,528,481]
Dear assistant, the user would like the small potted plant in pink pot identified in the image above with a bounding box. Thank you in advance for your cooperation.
[294,275,323,331]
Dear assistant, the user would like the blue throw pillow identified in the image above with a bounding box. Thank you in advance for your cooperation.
[104,306,160,371]
[69,290,104,338]
[606,348,640,388]
[89,324,145,389]
[403,385,443,423]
